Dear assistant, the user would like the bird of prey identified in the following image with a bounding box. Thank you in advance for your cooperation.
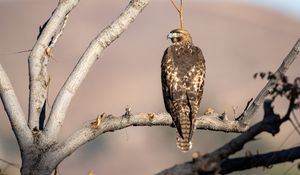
[161,29,206,152]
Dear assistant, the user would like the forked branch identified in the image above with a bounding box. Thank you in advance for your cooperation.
[28,0,79,129]
[43,0,150,144]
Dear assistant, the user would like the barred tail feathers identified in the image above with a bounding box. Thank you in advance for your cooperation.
[176,114,193,152]
[176,132,192,152]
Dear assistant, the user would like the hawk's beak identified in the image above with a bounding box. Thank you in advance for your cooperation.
[167,32,181,40]
[167,33,173,39]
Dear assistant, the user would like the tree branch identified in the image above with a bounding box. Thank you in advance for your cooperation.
[0,64,33,149]
[156,100,290,175]
[220,146,300,174]
[237,38,300,125]
[43,0,150,144]
[51,112,246,165]
[28,0,79,129]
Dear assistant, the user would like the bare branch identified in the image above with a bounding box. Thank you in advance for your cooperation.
[0,64,33,149]
[220,146,300,174]
[28,0,79,129]
[43,0,150,144]
[238,38,300,125]
[156,100,287,175]
[50,112,244,166]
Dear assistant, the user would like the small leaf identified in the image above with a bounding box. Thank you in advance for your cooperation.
[260,72,266,79]
[253,73,258,79]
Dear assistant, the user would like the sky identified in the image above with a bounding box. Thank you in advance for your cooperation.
[243,0,300,20]
[194,0,300,20]
[0,0,299,20]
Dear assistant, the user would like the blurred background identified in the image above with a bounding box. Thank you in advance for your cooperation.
[0,0,300,174]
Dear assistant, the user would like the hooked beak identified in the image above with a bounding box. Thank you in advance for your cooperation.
[167,33,173,39]
[167,32,180,40]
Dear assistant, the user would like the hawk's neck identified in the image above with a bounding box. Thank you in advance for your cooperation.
[173,41,194,56]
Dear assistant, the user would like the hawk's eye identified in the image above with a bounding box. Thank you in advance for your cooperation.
[173,32,181,38]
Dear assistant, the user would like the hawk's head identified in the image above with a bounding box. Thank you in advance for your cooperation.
[167,29,192,44]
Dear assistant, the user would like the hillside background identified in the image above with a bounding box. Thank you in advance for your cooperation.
[0,0,300,174]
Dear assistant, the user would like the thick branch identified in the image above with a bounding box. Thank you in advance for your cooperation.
[0,64,33,149]
[51,112,246,165]
[220,146,300,174]
[43,0,150,144]
[28,0,78,129]
[238,38,300,125]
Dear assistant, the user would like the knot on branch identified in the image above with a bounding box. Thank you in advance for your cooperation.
[262,100,281,136]
[131,0,148,9]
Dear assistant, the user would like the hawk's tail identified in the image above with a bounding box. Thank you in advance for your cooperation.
[176,132,192,152]
[175,115,193,152]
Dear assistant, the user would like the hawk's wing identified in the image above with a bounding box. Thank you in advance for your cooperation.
[161,46,184,138]
[185,46,206,140]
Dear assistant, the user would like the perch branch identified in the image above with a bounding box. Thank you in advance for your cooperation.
[237,38,300,125]
[0,64,33,149]
[28,0,79,129]
[44,0,150,144]
[220,146,300,174]
[51,112,244,166]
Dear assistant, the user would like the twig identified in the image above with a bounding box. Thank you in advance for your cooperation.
[278,128,297,149]
[169,0,180,13]
[289,118,300,136]
[236,98,253,120]
[179,0,184,29]
[292,111,300,132]
[169,0,184,29]
[293,114,300,126]
[282,161,300,175]
[0,49,32,56]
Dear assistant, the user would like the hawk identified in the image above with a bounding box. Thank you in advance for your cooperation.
[161,29,206,152]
